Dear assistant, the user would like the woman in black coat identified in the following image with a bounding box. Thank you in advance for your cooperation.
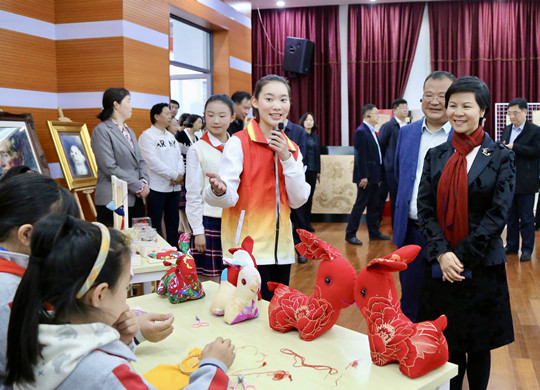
[299,112,321,233]
[417,76,515,390]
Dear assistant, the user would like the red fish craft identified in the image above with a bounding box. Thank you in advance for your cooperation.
[354,245,448,378]
[267,230,357,341]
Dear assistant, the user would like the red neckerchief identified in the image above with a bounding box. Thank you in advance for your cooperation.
[201,132,224,152]
[0,258,25,277]
[437,126,485,248]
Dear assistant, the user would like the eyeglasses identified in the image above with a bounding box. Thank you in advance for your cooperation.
[421,94,446,103]
[396,107,409,111]
[507,111,524,117]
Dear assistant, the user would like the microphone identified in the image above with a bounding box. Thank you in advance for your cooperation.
[278,122,284,132]
[274,123,284,262]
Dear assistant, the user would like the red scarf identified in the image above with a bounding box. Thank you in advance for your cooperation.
[201,132,224,152]
[436,127,485,248]
[0,258,25,277]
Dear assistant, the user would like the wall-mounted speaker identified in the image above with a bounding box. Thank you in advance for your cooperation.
[282,37,314,75]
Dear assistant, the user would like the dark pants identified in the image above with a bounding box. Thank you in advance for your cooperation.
[506,193,535,253]
[535,190,540,228]
[147,189,180,247]
[398,219,426,323]
[377,175,388,231]
[386,169,398,225]
[291,208,306,246]
[345,183,381,238]
[259,264,292,301]
[96,197,145,227]
[449,350,491,390]
[302,170,318,228]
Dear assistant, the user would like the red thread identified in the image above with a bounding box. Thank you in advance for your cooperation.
[346,360,360,369]
[280,348,338,376]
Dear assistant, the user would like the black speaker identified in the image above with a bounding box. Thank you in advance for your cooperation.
[282,37,314,75]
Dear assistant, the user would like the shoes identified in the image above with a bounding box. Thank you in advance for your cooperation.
[306,225,316,233]
[370,233,391,241]
[520,252,532,262]
[345,236,363,245]
[505,247,518,255]
[298,255,308,264]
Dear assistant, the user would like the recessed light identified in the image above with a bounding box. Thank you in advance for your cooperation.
[276,1,285,6]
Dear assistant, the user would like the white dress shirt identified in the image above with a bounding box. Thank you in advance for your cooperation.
[365,122,382,164]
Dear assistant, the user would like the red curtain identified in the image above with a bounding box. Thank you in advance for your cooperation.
[429,0,540,137]
[348,3,424,141]
[252,6,341,146]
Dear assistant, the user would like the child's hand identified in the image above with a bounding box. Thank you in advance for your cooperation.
[201,337,235,369]
[137,312,174,342]
[194,234,206,253]
[206,172,227,195]
[113,309,140,345]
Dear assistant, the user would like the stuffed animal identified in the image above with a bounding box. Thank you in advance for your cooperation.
[157,233,205,303]
[223,263,261,324]
[354,245,449,378]
[267,230,357,341]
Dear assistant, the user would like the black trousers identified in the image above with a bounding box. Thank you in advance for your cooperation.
[147,189,180,247]
[259,264,292,301]
[345,183,381,238]
[96,197,146,228]
[303,170,318,227]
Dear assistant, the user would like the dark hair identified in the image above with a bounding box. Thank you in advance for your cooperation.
[0,165,33,183]
[423,71,457,88]
[508,98,527,111]
[391,98,407,110]
[252,75,291,120]
[204,94,234,115]
[59,187,81,219]
[362,104,377,118]
[0,174,79,242]
[445,76,491,119]
[299,112,318,131]
[150,103,169,125]
[5,214,130,385]
[170,99,180,108]
[179,113,190,127]
[184,114,203,128]
[97,88,130,122]
[231,91,251,104]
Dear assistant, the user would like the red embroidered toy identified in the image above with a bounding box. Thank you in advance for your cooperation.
[354,245,449,378]
[267,230,357,341]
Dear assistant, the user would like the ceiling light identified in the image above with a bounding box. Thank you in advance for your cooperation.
[276,1,285,7]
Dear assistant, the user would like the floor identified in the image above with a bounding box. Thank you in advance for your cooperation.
[288,220,540,390]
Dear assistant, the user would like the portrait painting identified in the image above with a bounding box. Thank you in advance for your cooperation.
[0,112,49,177]
[59,133,91,178]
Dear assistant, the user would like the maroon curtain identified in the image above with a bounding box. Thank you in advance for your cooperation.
[252,6,341,146]
[429,0,540,137]
[348,3,424,141]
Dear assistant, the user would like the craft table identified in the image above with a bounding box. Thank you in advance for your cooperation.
[129,282,457,390]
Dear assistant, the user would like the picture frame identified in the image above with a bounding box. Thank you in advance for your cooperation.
[0,112,50,177]
[47,121,97,190]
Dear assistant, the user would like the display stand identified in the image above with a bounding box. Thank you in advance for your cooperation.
[111,175,128,231]
[72,186,97,221]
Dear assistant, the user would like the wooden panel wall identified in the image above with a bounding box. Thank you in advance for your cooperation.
[55,0,123,23]
[124,0,169,34]
[1,0,55,22]
[123,38,169,96]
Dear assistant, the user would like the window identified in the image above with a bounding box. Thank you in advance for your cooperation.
[169,17,212,116]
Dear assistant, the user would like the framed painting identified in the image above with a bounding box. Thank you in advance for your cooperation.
[47,121,97,190]
[0,112,50,177]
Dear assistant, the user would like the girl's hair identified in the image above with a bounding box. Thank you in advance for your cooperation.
[97,88,131,122]
[0,165,32,183]
[445,76,491,118]
[0,174,79,242]
[178,113,190,127]
[252,74,291,119]
[299,112,318,131]
[5,214,131,385]
[184,114,203,128]
[204,94,234,116]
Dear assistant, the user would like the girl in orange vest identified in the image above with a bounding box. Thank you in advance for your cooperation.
[204,75,310,300]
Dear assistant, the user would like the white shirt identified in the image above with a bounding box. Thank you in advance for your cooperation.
[396,118,407,128]
[409,119,452,219]
[509,121,525,144]
[203,136,310,210]
[138,125,184,192]
[185,132,227,235]
[364,121,382,164]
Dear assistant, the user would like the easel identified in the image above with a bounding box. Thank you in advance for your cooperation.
[111,175,129,231]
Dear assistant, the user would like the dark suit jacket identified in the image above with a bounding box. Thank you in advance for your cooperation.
[352,123,382,184]
[417,134,515,268]
[501,120,540,194]
[305,132,321,173]
[284,121,307,160]
[378,117,400,172]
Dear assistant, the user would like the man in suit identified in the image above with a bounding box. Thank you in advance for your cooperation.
[284,118,309,262]
[227,91,251,135]
[378,98,408,225]
[394,71,455,322]
[501,98,540,262]
[345,104,390,245]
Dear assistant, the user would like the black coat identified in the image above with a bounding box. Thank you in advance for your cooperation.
[417,134,515,352]
[352,123,383,184]
[501,120,540,194]
[378,117,400,172]
[284,121,307,159]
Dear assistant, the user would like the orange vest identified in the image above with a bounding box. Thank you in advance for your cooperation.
[221,120,299,266]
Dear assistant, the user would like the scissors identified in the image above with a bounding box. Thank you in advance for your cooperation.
[192,316,209,328]
[229,374,256,390]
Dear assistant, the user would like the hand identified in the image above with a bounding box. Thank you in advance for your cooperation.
[138,184,150,200]
[269,130,291,161]
[113,308,140,345]
[358,178,368,189]
[438,252,465,283]
[137,312,174,342]
[317,173,321,183]
[194,234,206,253]
[206,172,227,195]
[506,143,513,150]
[175,173,184,184]
[201,337,235,369]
